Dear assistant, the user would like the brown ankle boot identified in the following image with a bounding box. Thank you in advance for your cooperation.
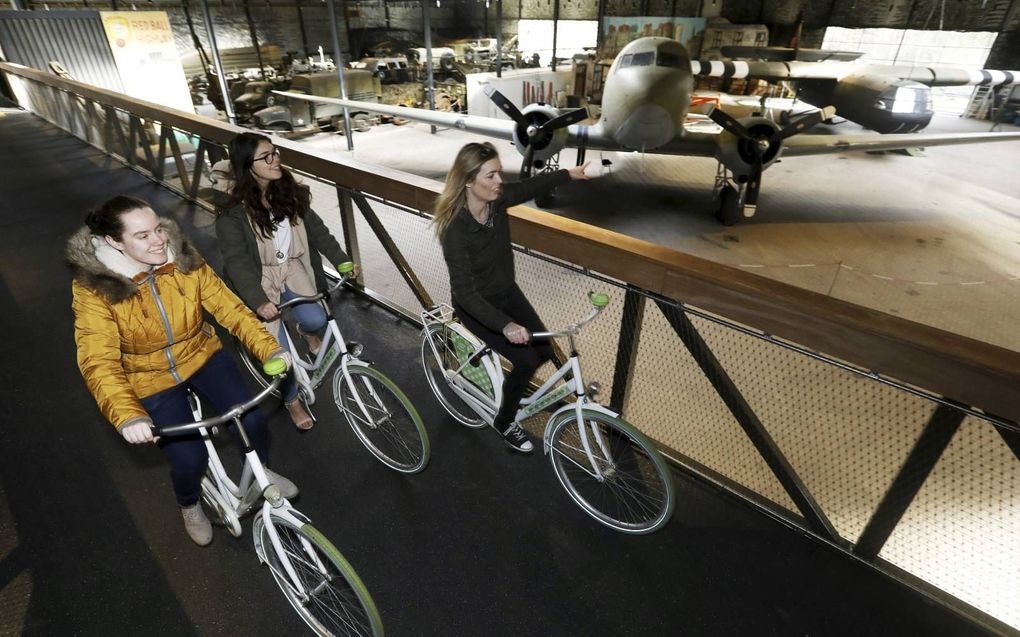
[286,399,314,431]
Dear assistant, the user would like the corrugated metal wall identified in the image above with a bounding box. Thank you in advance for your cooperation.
[0,10,123,92]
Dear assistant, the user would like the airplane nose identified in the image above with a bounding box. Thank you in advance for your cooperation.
[614,104,675,150]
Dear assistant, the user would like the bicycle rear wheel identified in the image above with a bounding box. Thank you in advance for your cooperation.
[547,409,675,534]
[334,365,429,474]
[419,323,489,429]
[254,515,383,636]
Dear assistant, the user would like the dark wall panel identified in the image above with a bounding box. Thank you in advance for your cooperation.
[0,10,123,92]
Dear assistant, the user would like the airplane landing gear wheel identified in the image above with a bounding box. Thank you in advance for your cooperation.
[715,185,743,226]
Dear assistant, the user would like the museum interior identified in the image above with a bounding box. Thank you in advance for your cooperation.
[0,0,1018,635]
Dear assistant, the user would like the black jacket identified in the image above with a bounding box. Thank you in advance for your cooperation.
[215,203,349,311]
[441,169,570,330]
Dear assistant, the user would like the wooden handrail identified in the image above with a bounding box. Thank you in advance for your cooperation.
[5,61,1018,422]
[510,209,1020,422]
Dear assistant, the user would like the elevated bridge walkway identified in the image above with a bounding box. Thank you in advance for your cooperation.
[0,64,1017,636]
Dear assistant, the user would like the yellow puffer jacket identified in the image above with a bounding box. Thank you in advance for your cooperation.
[67,219,282,429]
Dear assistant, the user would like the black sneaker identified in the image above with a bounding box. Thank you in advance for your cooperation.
[499,422,534,453]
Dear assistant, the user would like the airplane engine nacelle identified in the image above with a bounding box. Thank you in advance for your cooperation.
[715,116,784,180]
[803,75,934,133]
[512,103,569,161]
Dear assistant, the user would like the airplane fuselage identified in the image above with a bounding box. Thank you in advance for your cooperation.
[598,37,694,151]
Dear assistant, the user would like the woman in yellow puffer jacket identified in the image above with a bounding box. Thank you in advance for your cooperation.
[68,195,297,546]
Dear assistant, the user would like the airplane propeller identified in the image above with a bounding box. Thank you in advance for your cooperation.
[708,105,836,207]
[483,85,588,177]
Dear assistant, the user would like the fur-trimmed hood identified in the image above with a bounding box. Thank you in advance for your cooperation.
[66,217,205,303]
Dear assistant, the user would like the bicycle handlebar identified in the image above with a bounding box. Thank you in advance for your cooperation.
[153,370,286,437]
[530,292,609,340]
[275,261,355,311]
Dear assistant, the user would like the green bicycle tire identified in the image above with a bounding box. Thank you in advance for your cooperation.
[255,515,384,636]
[334,364,430,474]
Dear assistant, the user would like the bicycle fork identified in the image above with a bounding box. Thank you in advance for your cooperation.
[257,505,332,603]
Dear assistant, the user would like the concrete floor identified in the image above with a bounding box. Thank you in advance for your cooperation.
[292,113,1020,353]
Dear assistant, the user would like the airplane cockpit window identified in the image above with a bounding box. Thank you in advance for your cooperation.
[631,52,655,67]
[656,51,684,68]
[618,54,634,69]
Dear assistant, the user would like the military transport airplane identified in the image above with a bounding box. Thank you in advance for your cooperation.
[693,46,1020,134]
[276,36,1020,225]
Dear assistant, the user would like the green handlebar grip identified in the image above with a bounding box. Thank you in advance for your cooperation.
[337,261,355,274]
[590,292,610,308]
[263,358,287,376]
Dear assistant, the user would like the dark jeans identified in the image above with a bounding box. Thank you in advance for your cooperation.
[454,286,554,429]
[140,349,269,507]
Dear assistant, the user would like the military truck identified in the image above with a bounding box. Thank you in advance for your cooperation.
[252,70,380,133]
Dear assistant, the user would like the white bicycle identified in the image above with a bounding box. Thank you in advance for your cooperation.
[420,292,676,534]
[237,262,429,474]
[158,360,384,636]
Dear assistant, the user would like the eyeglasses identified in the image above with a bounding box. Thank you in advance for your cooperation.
[254,148,281,165]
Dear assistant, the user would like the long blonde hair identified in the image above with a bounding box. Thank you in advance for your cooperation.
[432,142,499,239]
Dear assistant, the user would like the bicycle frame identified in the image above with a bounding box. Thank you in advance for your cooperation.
[171,380,332,603]
[423,301,619,482]
[279,308,347,396]
[278,287,390,430]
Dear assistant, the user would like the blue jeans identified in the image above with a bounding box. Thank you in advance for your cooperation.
[278,286,328,402]
[140,349,269,507]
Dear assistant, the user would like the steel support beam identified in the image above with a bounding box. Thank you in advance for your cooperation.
[853,403,967,560]
[199,0,236,124]
[422,0,437,133]
[656,299,840,540]
[496,0,503,78]
[324,0,354,149]
[609,287,645,414]
[242,0,266,80]
[350,192,433,310]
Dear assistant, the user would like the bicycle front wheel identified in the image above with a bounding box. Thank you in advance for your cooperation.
[420,323,489,429]
[255,515,384,637]
[334,365,430,474]
[548,409,675,534]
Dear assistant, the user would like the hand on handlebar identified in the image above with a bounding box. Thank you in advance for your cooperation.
[337,262,361,280]
[256,302,280,321]
[121,418,157,444]
[502,321,531,345]
[268,352,293,373]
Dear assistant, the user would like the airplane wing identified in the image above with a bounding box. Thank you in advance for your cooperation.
[273,91,517,139]
[275,90,1020,160]
[691,60,1020,87]
[274,89,625,155]
[780,130,1020,156]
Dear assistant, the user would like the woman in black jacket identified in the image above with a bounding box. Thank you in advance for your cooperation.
[433,142,589,453]
[216,132,355,430]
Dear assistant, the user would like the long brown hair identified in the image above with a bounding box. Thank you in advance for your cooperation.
[432,142,499,239]
[227,132,311,238]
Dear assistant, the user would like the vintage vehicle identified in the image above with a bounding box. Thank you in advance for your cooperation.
[252,70,380,133]
[233,80,290,121]
[354,56,411,84]
[407,47,460,75]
